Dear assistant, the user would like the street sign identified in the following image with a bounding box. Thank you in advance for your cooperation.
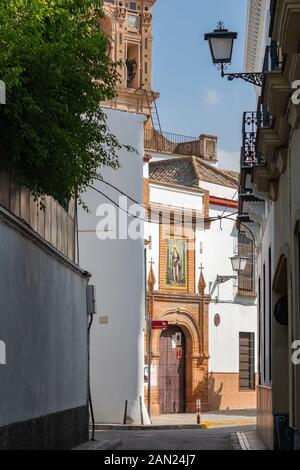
[175,332,182,347]
[176,348,182,360]
[152,320,169,330]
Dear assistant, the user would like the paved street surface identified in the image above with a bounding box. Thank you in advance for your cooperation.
[95,425,256,450]
[152,410,256,428]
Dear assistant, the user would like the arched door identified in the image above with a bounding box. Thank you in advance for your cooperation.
[159,326,186,414]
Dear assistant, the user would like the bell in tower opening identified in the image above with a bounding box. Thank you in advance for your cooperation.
[100,0,159,114]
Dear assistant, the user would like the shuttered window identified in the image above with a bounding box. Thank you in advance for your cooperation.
[238,232,255,294]
[239,332,255,390]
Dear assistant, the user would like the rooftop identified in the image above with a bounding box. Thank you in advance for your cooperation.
[149,156,239,190]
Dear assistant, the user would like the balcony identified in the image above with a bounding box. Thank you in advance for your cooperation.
[241,111,272,171]
[262,44,290,121]
[262,42,284,74]
[144,129,201,156]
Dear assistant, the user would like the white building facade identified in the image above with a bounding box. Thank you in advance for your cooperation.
[77,0,157,425]
[144,144,258,414]
[241,0,300,450]
[78,109,150,424]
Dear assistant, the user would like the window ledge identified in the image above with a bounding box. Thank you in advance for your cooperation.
[237,290,257,298]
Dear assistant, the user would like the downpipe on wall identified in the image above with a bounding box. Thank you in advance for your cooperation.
[87,285,97,441]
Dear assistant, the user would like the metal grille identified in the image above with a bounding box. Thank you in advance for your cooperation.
[237,232,255,294]
[239,332,255,390]
[263,41,284,73]
[144,129,200,156]
[241,110,272,170]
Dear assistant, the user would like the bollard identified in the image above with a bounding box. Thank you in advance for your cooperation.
[196,398,201,425]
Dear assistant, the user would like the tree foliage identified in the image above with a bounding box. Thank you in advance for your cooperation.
[0,0,126,205]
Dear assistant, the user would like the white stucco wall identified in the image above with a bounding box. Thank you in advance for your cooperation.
[256,199,275,386]
[78,108,149,424]
[150,185,203,213]
[244,0,271,73]
[146,171,258,375]
[201,196,257,374]
[0,212,88,428]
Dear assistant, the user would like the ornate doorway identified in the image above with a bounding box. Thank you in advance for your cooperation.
[159,326,186,414]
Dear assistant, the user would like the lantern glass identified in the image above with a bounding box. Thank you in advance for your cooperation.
[230,255,248,272]
[204,26,237,65]
[209,36,235,63]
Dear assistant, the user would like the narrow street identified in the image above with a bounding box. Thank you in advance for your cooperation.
[95,425,255,451]
[1,0,300,452]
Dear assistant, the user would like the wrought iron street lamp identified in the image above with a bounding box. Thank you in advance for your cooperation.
[204,22,264,86]
[216,254,248,286]
[230,255,249,273]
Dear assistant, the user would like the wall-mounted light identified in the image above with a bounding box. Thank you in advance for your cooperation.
[230,254,249,273]
[204,22,263,87]
[216,254,248,286]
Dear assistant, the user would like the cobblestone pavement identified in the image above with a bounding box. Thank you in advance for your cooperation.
[95,425,256,451]
[230,431,268,450]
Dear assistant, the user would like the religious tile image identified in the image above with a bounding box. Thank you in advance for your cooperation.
[166,239,187,288]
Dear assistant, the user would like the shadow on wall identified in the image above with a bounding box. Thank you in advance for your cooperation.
[208,373,223,411]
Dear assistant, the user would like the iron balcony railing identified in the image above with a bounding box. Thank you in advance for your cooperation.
[241,109,272,170]
[144,129,200,156]
[263,41,284,74]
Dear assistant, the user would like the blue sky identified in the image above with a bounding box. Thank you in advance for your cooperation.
[152,0,256,170]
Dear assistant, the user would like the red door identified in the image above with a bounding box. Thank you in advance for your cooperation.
[159,326,186,414]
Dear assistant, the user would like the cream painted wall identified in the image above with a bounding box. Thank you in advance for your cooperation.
[78,108,150,425]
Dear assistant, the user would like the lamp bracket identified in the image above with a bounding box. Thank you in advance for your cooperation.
[216,275,237,285]
[225,72,263,87]
[219,61,263,87]
[221,70,263,87]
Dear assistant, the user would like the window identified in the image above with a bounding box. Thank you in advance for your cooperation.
[130,2,137,10]
[239,332,255,390]
[258,277,262,385]
[237,232,255,293]
[263,263,266,382]
[268,247,272,383]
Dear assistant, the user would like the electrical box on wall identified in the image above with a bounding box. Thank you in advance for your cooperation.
[87,285,96,316]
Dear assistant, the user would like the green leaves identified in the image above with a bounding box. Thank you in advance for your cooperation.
[0,0,124,205]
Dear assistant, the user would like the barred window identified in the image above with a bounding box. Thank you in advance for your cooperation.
[238,232,255,294]
[239,332,255,390]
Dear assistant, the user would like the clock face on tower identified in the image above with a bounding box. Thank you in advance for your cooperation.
[128,14,140,29]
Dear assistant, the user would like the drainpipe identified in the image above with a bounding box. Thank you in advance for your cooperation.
[87,285,96,440]
[288,146,294,427]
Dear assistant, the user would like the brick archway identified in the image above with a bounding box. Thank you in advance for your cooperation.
[152,308,202,357]
[147,295,210,416]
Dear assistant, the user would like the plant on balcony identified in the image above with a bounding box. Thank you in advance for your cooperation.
[0,0,130,206]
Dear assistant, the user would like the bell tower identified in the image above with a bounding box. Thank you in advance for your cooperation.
[101,0,159,114]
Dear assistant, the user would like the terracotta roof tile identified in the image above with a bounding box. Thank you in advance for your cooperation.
[149,157,239,189]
